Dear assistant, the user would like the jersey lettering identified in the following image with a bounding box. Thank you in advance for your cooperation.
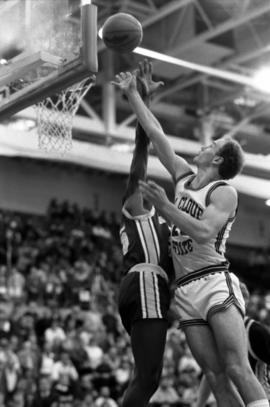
[177,196,203,219]
[172,238,193,255]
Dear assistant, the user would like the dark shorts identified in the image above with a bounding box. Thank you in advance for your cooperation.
[118,269,171,334]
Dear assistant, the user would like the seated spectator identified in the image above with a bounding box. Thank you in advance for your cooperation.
[51,350,78,384]
[6,267,25,303]
[92,353,117,393]
[94,386,118,407]
[81,333,104,370]
[44,317,66,352]
[14,312,36,342]
[31,375,55,407]
[26,267,46,303]
[44,271,64,307]
[68,334,90,375]
[176,374,200,407]
[18,340,39,375]
[39,341,55,377]
[177,347,201,377]
[0,308,12,339]
[2,347,21,406]
[149,375,180,406]
[51,371,76,407]
[77,373,97,402]
[0,266,8,302]
[114,357,132,398]
[102,304,120,337]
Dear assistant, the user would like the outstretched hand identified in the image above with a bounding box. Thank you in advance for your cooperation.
[111,71,137,93]
[139,180,170,212]
[137,59,164,97]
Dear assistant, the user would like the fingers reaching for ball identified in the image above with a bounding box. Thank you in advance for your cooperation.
[111,71,137,93]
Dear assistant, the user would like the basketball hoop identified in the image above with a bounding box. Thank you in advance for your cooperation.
[35,75,95,154]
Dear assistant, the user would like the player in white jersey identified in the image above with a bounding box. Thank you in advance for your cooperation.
[112,60,269,407]
[195,283,270,406]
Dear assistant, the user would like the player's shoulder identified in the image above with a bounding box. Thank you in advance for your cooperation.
[210,182,237,202]
[122,204,155,220]
[208,182,238,213]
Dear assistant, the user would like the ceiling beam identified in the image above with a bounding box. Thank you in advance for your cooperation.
[155,44,270,101]
[226,102,270,137]
[153,2,270,66]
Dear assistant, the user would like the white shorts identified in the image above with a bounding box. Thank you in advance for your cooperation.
[173,270,245,328]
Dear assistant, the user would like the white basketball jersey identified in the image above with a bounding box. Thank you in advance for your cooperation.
[171,172,237,280]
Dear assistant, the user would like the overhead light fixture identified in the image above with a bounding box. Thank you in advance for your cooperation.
[110,143,133,153]
[252,67,270,94]
[133,47,270,94]
[234,96,257,107]
[266,199,270,207]
[8,119,36,131]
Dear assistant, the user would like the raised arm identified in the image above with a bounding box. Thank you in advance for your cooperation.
[122,121,150,208]
[122,69,155,213]
[112,68,191,181]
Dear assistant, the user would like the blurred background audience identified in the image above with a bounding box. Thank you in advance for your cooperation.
[0,199,268,407]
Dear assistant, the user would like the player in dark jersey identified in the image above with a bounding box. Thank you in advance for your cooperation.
[117,64,173,407]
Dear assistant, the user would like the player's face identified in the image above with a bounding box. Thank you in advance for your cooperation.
[193,138,226,166]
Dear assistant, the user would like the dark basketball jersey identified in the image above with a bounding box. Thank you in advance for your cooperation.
[119,206,172,279]
[245,316,270,399]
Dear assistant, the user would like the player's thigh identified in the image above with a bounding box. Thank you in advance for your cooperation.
[130,319,168,374]
[209,305,248,364]
[184,324,223,373]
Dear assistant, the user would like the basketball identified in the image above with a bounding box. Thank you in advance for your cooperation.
[102,13,143,54]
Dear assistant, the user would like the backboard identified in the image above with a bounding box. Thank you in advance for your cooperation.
[0,0,98,120]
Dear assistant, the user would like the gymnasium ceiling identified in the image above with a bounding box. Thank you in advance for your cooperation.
[75,0,270,179]
[0,0,270,207]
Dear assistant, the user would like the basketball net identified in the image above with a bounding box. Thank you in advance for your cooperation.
[35,75,95,154]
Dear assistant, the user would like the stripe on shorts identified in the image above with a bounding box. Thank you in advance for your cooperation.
[136,221,149,262]
[135,219,159,264]
[139,271,162,319]
[148,218,160,262]
[139,271,147,318]
[152,272,162,318]
[179,319,208,328]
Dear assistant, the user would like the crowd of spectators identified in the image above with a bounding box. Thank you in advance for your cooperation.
[0,199,269,407]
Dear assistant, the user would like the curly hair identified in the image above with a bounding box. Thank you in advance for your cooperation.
[217,138,245,180]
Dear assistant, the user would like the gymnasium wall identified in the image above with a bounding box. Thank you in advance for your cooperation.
[0,156,269,248]
[0,157,124,215]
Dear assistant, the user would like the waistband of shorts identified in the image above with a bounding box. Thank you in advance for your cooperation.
[128,263,169,283]
[175,262,229,287]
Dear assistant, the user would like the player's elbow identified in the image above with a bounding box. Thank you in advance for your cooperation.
[148,126,164,141]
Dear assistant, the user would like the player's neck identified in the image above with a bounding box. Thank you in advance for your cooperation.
[193,167,221,188]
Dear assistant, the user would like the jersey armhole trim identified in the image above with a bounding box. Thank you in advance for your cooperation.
[174,171,194,185]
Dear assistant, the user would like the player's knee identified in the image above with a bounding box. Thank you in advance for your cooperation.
[205,370,222,389]
[225,360,250,381]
